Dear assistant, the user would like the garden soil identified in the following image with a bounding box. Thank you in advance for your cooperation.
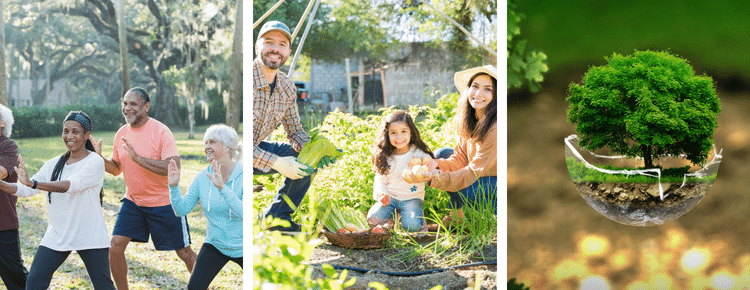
[573,182,709,206]
[308,240,497,290]
[509,68,750,289]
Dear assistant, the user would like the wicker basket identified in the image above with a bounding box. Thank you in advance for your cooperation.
[321,228,393,249]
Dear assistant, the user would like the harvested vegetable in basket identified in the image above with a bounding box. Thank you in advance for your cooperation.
[318,200,369,233]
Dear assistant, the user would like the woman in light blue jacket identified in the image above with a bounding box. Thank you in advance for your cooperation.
[168,124,242,289]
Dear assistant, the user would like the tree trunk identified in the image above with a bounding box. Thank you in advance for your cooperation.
[28,44,37,106]
[153,73,180,126]
[117,0,130,96]
[358,57,364,108]
[226,0,242,131]
[0,0,6,106]
[641,144,654,169]
[183,82,195,139]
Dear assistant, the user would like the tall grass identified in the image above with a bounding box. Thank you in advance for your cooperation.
[391,178,498,266]
[12,125,242,289]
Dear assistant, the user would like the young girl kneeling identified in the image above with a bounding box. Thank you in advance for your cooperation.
[367,110,434,232]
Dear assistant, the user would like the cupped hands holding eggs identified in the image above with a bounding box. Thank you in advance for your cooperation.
[402,156,435,183]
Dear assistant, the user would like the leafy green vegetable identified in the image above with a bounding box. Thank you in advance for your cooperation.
[298,133,343,168]
[318,200,369,233]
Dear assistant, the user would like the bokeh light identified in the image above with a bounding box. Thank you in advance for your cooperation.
[579,234,610,257]
[681,247,711,274]
[649,273,674,289]
[551,259,588,283]
[710,269,736,290]
[580,275,610,290]
[663,228,686,251]
[609,250,632,271]
[518,230,744,288]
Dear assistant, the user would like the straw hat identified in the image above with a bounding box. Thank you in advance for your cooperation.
[453,65,497,93]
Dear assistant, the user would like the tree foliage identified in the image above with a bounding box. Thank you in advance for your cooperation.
[4,0,237,128]
[507,1,547,92]
[567,50,722,169]
[5,0,117,106]
[253,0,496,68]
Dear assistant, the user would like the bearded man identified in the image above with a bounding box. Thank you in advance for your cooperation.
[252,21,335,233]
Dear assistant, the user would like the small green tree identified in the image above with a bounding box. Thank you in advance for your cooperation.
[567,50,721,169]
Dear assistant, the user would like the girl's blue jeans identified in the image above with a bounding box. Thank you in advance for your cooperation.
[367,198,425,232]
[435,148,497,214]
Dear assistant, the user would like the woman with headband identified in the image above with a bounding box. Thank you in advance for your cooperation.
[0,111,115,289]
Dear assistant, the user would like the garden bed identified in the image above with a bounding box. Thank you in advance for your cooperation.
[308,240,497,289]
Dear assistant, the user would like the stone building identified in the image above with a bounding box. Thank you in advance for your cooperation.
[308,42,495,111]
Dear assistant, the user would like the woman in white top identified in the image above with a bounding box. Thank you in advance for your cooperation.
[0,111,115,290]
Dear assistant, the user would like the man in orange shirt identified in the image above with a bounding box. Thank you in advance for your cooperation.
[95,87,197,290]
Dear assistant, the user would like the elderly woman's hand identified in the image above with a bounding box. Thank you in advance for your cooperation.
[207,160,225,190]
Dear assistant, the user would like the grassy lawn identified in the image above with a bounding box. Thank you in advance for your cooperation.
[13,124,242,289]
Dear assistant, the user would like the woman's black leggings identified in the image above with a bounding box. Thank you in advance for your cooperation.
[188,243,243,290]
[26,246,115,290]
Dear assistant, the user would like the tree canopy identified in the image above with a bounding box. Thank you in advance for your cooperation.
[253,0,496,69]
[567,50,722,169]
[4,0,238,128]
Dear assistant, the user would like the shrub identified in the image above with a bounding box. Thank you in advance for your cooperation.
[567,50,721,169]
[177,102,236,127]
[11,104,123,138]
[9,102,234,139]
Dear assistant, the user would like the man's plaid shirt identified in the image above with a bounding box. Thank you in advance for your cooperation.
[253,58,310,172]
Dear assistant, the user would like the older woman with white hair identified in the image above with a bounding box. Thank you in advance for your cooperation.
[168,124,242,289]
[0,104,28,289]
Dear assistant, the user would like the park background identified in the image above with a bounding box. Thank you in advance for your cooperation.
[509,0,750,289]
[0,0,242,288]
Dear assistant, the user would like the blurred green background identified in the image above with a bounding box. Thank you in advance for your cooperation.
[516,0,750,83]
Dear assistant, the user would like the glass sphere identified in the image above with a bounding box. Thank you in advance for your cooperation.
[565,135,721,226]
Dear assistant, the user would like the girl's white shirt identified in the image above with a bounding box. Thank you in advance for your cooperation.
[373,145,430,201]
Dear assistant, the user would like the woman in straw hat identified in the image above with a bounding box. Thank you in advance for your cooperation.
[404,65,497,228]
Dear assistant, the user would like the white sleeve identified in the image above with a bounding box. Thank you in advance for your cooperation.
[14,183,38,198]
[16,157,56,197]
[66,156,105,193]
[373,172,387,199]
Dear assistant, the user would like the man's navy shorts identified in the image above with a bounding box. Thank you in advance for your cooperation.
[113,198,191,251]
